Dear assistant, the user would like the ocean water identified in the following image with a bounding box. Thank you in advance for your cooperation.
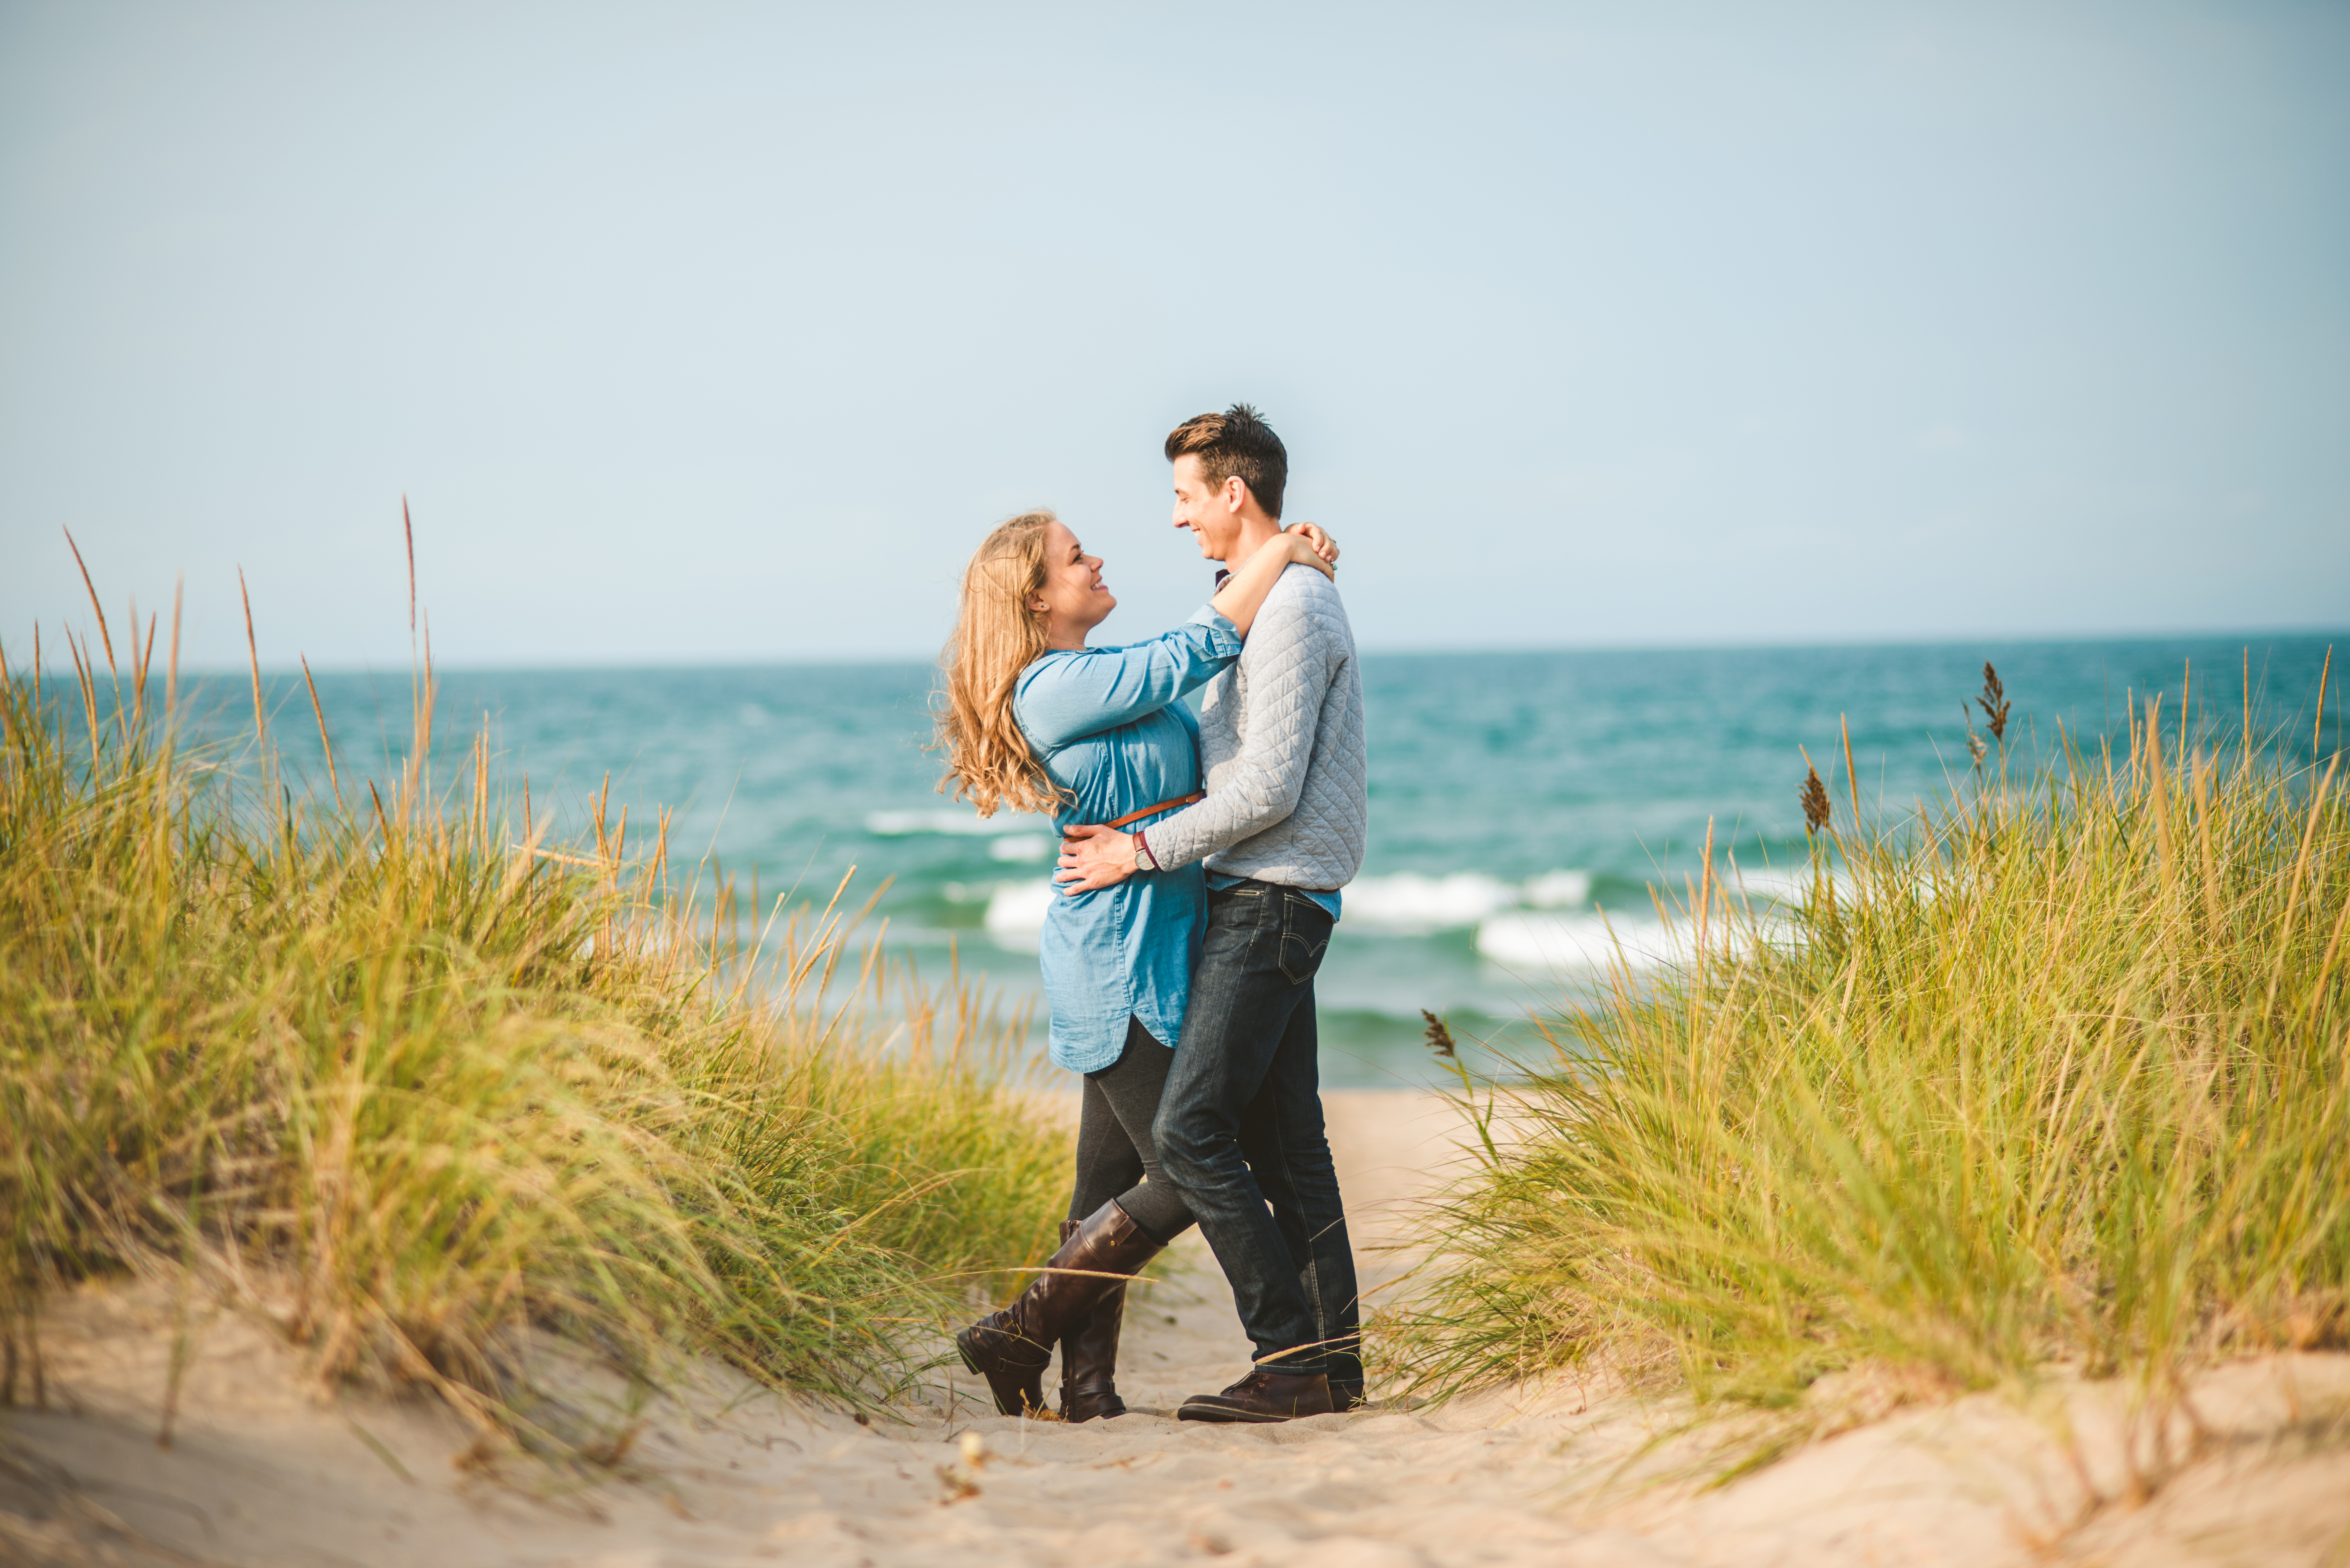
[171,634,2340,1085]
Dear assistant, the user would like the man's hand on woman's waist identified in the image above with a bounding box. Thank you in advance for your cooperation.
[1056,824,1141,894]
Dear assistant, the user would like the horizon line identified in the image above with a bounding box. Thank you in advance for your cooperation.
[83,624,2350,680]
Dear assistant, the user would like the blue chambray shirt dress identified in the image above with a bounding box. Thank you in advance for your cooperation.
[1013,607,1242,1074]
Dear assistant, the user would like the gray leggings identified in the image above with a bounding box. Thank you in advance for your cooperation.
[1070,1017,1196,1246]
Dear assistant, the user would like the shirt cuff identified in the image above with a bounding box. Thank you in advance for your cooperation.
[1187,605,1244,655]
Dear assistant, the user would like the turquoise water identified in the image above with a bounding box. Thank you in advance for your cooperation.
[176,634,2341,1084]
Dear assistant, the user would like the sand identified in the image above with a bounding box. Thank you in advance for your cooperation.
[7,1089,2348,1567]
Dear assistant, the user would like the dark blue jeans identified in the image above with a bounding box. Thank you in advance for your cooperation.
[1155,880,1363,1391]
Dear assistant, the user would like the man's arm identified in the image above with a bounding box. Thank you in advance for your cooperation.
[1057,576,1339,893]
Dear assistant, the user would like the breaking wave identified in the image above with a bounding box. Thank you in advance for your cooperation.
[959,860,1829,973]
[865,809,1051,837]
[966,866,1603,946]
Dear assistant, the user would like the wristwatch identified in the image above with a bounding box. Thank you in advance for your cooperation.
[1132,832,1149,873]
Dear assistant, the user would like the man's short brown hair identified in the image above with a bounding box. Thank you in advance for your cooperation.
[1165,403,1287,519]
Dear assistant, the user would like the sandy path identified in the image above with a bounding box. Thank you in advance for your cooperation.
[8,1091,2348,1567]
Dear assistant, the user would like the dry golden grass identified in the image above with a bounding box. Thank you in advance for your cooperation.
[0,577,1064,1460]
[1391,660,2348,1453]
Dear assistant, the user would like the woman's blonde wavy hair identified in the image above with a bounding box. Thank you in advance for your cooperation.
[935,509,1065,818]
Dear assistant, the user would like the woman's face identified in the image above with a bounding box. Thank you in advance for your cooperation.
[1029,517,1115,645]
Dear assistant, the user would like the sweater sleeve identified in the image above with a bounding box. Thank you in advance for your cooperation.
[1015,608,1242,751]
[1138,575,1340,871]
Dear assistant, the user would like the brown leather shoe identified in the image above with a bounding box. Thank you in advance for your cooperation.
[1176,1367,1333,1424]
[1055,1221,1130,1423]
[956,1200,1161,1417]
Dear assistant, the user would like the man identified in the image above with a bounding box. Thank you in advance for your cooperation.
[1058,404,1368,1422]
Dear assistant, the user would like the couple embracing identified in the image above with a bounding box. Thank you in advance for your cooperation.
[936,405,1366,1425]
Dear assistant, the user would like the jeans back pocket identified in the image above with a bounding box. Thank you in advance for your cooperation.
[1277,892,1333,984]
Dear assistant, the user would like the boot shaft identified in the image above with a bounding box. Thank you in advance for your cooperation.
[960,1199,1161,1419]
[1056,1218,1129,1422]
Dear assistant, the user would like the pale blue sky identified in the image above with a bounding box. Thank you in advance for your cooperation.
[3,1,2344,669]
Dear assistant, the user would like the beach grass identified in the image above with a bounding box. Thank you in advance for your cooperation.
[1388,661,2348,1450]
[0,598,1064,1457]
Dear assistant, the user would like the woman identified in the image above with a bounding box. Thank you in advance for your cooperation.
[935,507,1336,1421]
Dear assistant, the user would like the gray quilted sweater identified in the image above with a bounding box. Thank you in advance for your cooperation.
[1142,563,1368,890]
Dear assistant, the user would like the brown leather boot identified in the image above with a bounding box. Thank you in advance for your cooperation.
[1055,1222,1131,1423]
[1176,1367,1333,1424]
[956,1200,1161,1417]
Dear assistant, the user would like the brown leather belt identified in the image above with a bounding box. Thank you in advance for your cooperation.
[1065,792,1202,838]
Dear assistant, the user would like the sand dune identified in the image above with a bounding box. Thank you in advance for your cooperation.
[7,1091,2347,1567]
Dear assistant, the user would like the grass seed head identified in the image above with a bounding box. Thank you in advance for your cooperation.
[1978,661,2010,743]
[1421,1009,1458,1059]
[1800,763,1832,834]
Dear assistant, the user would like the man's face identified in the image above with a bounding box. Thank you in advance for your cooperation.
[1170,454,1245,562]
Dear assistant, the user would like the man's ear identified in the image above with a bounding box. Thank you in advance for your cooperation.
[1222,476,1248,513]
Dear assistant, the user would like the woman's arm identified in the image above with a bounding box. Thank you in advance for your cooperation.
[1209,527,1336,637]
[1016,525,1341,751]
[1015,614,1244,751]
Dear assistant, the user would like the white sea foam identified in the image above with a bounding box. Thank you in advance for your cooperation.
[865,809,1049,837]
[967,865,1604,947]
[1522,870,1593,908]
[1723,865,1831,905]
[982,880,1055,950]
[1475,912,1680,973]
[1340,868,1594,931]
[988,834,1053,863]
[1478,903,1804,975]
[1344,872,1520,930]
[967,861,1811,965]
